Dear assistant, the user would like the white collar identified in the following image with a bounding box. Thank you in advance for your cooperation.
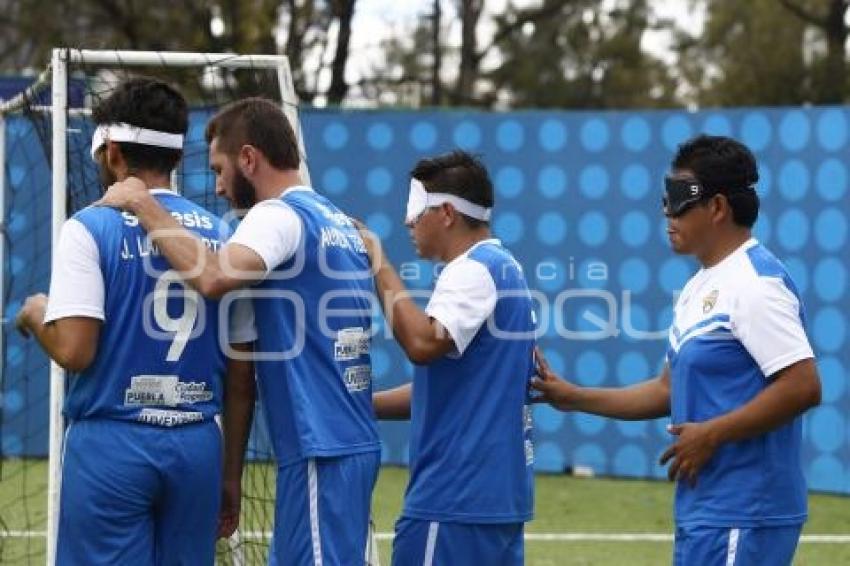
[702,237,759,275]
[445,238,502,267]
[277,185,314,198]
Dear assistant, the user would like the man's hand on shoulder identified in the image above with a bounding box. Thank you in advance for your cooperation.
[349,216,384,270]
[95,176,150,212]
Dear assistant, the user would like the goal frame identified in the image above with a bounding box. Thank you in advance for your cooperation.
[0,48,308,566]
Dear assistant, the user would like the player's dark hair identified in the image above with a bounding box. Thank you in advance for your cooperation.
[411,150,494,228]
[673,135,760,228]
[205,97,300,170]
[91,77,187,175]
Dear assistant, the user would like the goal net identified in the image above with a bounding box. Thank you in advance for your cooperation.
[0,48,308,565]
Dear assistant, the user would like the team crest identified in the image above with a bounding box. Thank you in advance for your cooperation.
[702,289,719,313]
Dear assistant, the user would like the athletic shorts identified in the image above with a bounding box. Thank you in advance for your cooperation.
[674,524,802,566]
[57,418,222,566]
[392,517,524,566]
[268,451,381,566]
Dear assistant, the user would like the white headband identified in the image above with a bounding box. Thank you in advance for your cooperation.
[406,178,492,223]
[90,123,185,161]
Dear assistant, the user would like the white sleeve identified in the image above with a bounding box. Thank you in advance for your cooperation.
[228,199,302,274]
[227,294,258,345]
[44,219,105,323]
[732,278,815,378]
[425,258,497,355]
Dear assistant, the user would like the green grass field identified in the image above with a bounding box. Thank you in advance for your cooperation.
[2,460,849,564]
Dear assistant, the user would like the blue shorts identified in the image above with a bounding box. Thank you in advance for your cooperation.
[57,419,222,566]
[269,451,380,566]
[392,517,524,566]
[674,524,802,566]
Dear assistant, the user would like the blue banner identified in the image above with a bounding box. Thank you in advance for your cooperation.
[3,106,847,494]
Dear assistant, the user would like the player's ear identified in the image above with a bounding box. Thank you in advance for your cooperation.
[441,202,455,227]
[712,193,730,224]
[238,144,256,174]
[105,141,126,177]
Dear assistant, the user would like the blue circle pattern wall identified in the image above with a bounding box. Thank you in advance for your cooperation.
[2,107,848,494]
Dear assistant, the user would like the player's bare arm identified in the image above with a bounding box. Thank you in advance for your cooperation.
[15,293,101,372]
[532,346,671,420]
[373,383,412,420]
[661,358,820,487]
[355,222,454,364]
[219,342,255,539]
[97,176,266,298]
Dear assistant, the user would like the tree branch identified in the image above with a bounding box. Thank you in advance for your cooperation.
[327,0,356,105]
[473,2,569,66]
[90,0,140,48]
[777,0,828,28]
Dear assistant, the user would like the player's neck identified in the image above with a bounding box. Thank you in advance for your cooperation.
[440,228,492,263]
[697,228,752,268]
[256,169,303,200]
[122,171,171,191]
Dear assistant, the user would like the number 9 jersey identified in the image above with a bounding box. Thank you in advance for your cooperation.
[44,188,255,427]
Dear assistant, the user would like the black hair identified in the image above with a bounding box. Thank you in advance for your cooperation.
[205,97,300,170]
[672,134,760,228]
[410,150,494,228]
[91,77,188,175]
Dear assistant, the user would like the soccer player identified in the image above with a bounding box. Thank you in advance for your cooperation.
[532,135,821,566]
[14,78,256,564]
[358,150,536,565]
[97,98,380,565]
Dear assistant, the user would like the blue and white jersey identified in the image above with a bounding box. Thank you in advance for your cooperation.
[44,189,255,427]
[667,238,814,527]
[402,239,535,524]
[229,187,380,466]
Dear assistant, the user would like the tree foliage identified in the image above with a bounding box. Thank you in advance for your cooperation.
[487,0,677,109]
[1,0,849,109]
[678,0,850,106]
[0,0,356,105]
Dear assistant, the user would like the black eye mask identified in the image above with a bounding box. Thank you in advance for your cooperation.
[663,176,707,217]
[663,176,757,217]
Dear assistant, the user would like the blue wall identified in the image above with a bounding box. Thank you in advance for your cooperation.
[3,106,848,494]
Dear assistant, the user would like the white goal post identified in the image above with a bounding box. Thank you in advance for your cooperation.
[0,47,309,566]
